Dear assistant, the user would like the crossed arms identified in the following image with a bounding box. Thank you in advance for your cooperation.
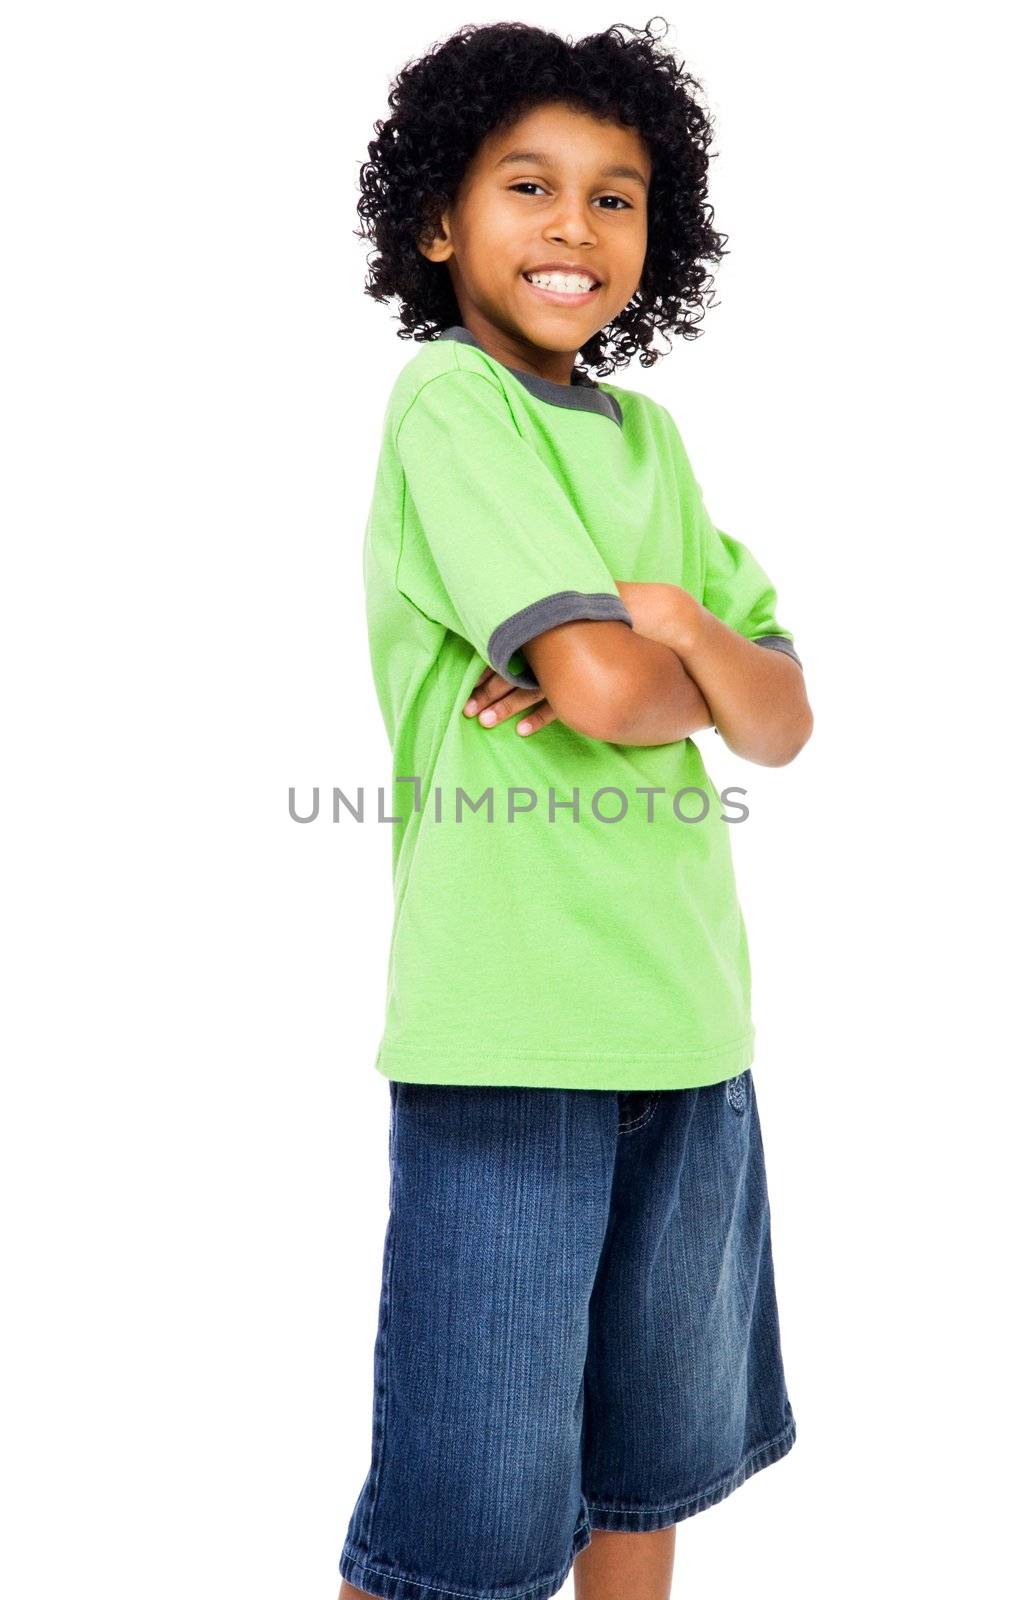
[464,580,814,767]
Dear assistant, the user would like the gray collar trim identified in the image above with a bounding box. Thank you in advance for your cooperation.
[437,326,623,428]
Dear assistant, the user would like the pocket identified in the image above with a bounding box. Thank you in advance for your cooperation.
[616,1089,659,1134]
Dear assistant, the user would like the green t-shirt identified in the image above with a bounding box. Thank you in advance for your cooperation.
[362,323,802,1090]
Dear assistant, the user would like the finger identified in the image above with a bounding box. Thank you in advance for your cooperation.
[473,684,545,727]
[462,669,512,715]
[463,677,542,721]
[461,667,494,713]
[515,702,558,736]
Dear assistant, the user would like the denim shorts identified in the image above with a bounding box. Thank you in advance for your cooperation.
[338,1071,797,1600]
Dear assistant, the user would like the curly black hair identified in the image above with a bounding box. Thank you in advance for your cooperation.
[355,17,729,378]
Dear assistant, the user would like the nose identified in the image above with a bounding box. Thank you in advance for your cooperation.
[543,193,599,250]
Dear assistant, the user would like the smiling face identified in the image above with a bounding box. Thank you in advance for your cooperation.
[418,100,652,384]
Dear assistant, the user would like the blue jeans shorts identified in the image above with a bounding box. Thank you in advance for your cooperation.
[338,1072,797,1600]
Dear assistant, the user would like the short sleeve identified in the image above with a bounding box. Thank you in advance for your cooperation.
[394,368,633,690]
[699,498,803,671]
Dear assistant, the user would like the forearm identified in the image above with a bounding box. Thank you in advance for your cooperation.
[523,597,809,756]
[526,622,713,746]
[671,596,813,766]
[605,634,714,745]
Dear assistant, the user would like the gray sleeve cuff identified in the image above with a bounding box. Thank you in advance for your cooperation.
[752,633,803,670]
[487,591,633,690]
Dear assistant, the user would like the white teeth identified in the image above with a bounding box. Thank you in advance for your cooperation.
[526,272,597,294]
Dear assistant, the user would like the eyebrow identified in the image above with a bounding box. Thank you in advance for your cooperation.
[494,149,649,190]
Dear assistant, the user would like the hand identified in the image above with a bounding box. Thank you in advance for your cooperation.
[461,665,558,737]
[615,581,701,657]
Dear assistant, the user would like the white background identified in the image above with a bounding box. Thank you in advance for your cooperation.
[3,3,1026,1596]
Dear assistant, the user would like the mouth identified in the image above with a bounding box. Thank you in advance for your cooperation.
[521,269,602,307]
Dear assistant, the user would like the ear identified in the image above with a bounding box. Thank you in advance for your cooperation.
[417,205,454,264]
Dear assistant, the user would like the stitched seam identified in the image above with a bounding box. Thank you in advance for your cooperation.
[340,1543,579,1600]
[361,1183,396,1553]
[382,1033,754,1063]
[445,332,622,425]
[750,633,803,670]
[585,1417,796,1514]
[392,359,508,609]
[618,1095,660,1135]
[394,361,515,450]
[488,592,631,686]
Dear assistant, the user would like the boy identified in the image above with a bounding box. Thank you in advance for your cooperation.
[338,21,812,1600]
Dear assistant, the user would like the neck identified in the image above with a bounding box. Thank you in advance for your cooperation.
[455,317,580,388]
